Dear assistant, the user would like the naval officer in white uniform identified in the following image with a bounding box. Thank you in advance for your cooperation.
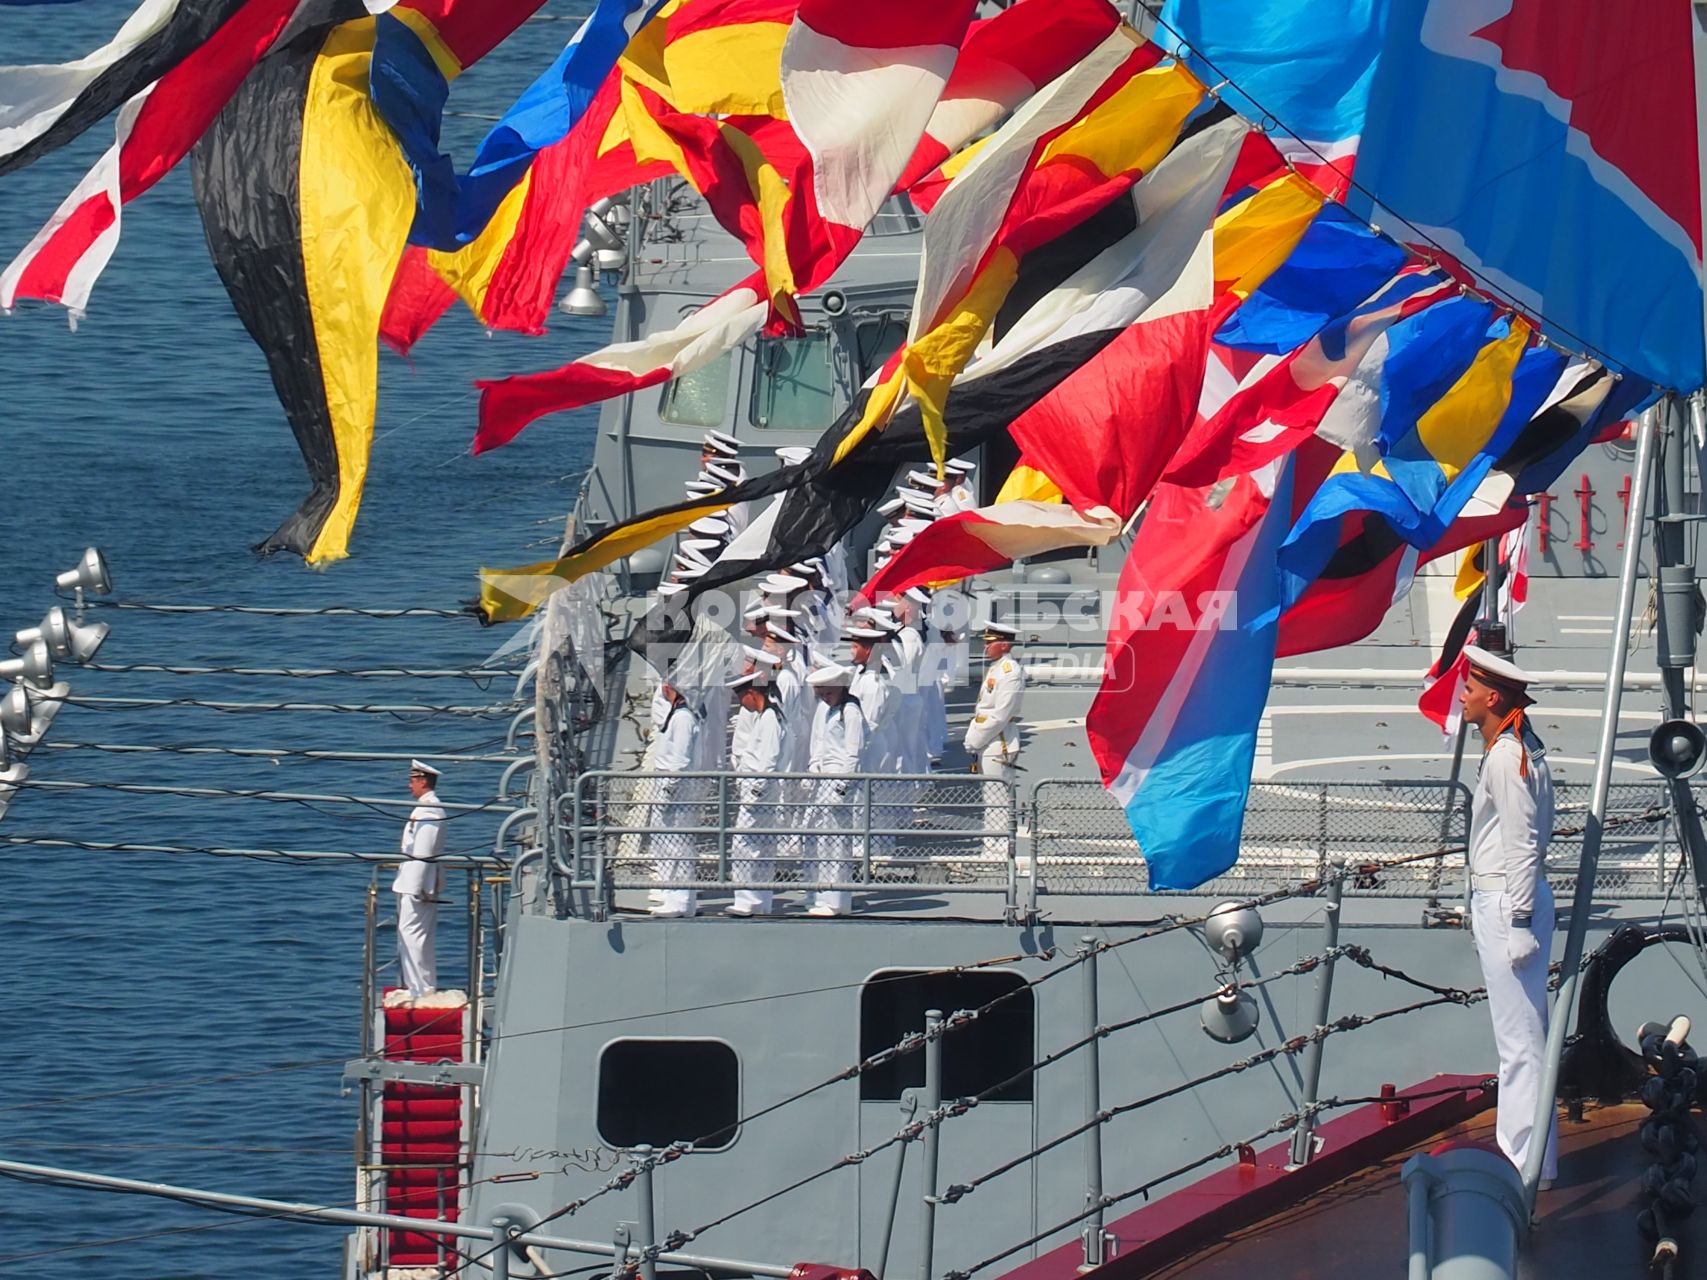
[804,662,868,916]
[395,761,447,998]
[650,683,704,918]
[1459,644,1558,1184]
[728,671,787,916]
[964,622,1025,859]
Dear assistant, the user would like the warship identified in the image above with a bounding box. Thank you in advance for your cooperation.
[337,176,1707,1279]
[3,9,1706,1280]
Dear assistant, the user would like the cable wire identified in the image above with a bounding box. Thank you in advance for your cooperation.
[83,661,522,681]
[72,599,474,619]
[5,776,519,822]
[33,740,515,764]
[58,693,516,717]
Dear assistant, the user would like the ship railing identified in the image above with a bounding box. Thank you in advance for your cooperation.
[557,769,1019,920]
[1028,778,1676,901]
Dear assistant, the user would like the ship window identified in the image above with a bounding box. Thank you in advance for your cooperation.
[659,352,733,427]
[855,317,906,379]
[597,1039,739,1149]
[750,332,835,430]
[859,970,1033,1103]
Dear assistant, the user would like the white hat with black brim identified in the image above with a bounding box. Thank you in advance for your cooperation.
[702,429,742,456]
[1462,645,1537,705]
[409,759,442,779]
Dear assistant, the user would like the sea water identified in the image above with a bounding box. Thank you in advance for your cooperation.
[0,5,602,1274]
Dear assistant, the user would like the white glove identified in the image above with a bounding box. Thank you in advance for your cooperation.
[1506,921,1540,968]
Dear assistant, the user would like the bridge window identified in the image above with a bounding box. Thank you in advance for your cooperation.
[750,332,835,430]
[659,351,733,428]
[597,1039,739,1149]
[860,970,1034,1103]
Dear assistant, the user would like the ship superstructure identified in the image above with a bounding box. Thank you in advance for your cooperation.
[331,180,1707,1280]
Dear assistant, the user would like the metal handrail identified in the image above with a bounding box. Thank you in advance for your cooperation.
[560,768,1018,918]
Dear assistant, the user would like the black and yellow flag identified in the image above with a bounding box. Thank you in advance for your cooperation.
[192,2,414,564]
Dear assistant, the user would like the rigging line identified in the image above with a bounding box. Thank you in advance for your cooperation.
[32,740,518,764]
[69,599,474,619]
[0,835,501,866]
[0,1162,537,1265]
[80,661,522,681]
[5,777,521,822]
[1144,10,1623,376]
[57,693,517,716]
[957,948,1352,1112]
[936,991,1483,1205]
[947,1112,1305,1280]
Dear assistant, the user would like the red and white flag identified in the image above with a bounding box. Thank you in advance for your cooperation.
[1,0,303,319]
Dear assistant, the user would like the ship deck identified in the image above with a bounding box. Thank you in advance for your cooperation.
[1146,1102,1692,1279]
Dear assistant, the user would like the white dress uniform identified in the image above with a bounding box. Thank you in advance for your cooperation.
[772,659,811,862]
[651,698,703,917]
[394,786,446,997]
[919,622,949,760]
[806,693,868,915]
[964,651,1025,858]
[850,658,898,861]
[1470,719,1558,1181]
[729,699,786,915]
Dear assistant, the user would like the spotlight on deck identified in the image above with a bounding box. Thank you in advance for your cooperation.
[0,641,54,691]
[1201,986,1260,1044]
[0,723,12,772]
[15,607,107,665]
[55,547,112,598]
[1,684,46,744]
[1204,902,1264,965]
[1650,719,1707,780]
[560,263,607,318]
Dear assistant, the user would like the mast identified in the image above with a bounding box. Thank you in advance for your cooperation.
[1519,406,1658,1208]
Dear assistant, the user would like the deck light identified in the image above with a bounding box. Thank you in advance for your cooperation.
[54,547,111,597]
[15,607,107,665]
[0,641,54,691]
[1201,986,1260,1044]
[560,264,607,317]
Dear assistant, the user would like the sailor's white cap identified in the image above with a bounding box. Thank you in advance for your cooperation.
[703,460,745,485]
[983,620,1020,639]
[761,572,809,594]
[657,582,688,598]
[765,621,807,644]
[728,669,767,690]
[899,489,937,513]
[1462,645,1537,701]
[702,429,742,456]
[774,445,813,465]
[807,662,852,686]
[896,517,930,532]
[853,606,898,631]
[409,759,441,778]
[674,550,713,572]
[907,469,943,490]
[945,458,976,474]
[878,496,906,517]
[789,560,824,580]
[684,478,720,495]
[680,537,721,553]
[742,645,784,667]
[688,516,730,537]
[672,562,710,581]
[844,623,888,641]
[903,586,931,604]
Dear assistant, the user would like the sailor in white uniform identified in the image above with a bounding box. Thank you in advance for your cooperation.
[1460,644,1558,1184]
[395,761,447,998]
[650,683,704,918]
[964,622,1025,859]
[727,671,787,916]
[804,661,868,916]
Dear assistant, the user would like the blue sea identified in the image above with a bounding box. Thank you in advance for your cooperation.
[0,6,601,1274]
